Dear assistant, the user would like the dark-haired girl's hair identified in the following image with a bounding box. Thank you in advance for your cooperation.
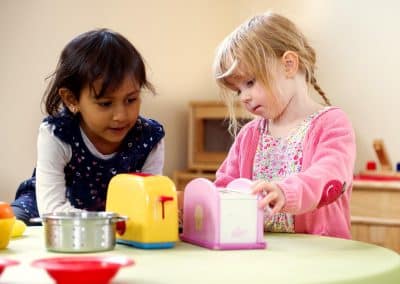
[43,28,154,115]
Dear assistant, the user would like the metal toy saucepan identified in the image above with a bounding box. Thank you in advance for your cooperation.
[31,212,127,253]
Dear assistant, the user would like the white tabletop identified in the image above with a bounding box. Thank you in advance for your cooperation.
[1,227,399,284]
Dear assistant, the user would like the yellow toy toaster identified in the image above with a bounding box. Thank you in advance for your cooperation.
[106,173,178,249]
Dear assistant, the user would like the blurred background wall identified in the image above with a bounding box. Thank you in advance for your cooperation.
[1,0,399,201]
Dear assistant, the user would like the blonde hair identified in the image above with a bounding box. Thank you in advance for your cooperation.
[213,11,330,135]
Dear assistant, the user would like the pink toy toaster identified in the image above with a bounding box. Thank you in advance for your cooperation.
[180,178,266,250]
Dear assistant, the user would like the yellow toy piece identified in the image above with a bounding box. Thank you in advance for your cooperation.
[0,217,15,249]
[11,219,26,237]
[106,174,178,249]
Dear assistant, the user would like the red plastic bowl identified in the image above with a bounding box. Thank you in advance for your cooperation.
[0,258,19,277]
[32,256,134,284]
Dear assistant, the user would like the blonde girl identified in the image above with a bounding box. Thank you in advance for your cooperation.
[213,12,355,238]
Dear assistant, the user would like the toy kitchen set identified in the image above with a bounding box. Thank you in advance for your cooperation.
[106,173,266,250]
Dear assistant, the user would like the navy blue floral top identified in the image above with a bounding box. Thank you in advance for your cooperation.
[12,111,164,220]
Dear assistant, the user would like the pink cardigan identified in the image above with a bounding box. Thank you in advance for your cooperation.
[214,107,356,239]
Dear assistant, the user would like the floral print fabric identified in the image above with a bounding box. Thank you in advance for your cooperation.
[253,108,329,232]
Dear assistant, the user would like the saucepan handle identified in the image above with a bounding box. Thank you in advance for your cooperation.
[111,215,128,236]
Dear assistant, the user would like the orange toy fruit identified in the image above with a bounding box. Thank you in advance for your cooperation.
[0,202,16,249]
[0,202,14,218]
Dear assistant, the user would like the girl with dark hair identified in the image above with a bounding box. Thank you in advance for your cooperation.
[11,29,165,224]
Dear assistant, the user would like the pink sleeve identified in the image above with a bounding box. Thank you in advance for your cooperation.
[277,108,356,214]
[214,120,259,187]
[214,131,243,187]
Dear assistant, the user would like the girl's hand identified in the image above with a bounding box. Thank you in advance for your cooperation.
[251,180,286,215]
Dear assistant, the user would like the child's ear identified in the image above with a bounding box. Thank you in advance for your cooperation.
[59,88,79,114]
[281,51,299,78]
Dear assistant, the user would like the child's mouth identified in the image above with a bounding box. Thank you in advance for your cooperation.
[109,126,128,134]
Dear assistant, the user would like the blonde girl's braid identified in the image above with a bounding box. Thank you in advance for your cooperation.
[310,74,331,106]
[303,40,331,106]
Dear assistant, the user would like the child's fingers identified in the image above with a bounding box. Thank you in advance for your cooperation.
[269,198,285,215]
[252,181,275,196]
[251,180,265,194]
[251,181,284,214]
[259,191,278,209]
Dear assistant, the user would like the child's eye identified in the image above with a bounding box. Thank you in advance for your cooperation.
[98,101,112,107]
[246,79,255,88]
[126,97,137,104]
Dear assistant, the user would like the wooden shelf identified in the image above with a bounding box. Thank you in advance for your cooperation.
[352,216,400,226]
[351,180,400,252]
[188,101,250,171]
[173,170,216,192]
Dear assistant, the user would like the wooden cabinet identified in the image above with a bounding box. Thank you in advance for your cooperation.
[174,101,235,218]
[351,180,400,252]
[187,101,250,171]
[173,170,216,192]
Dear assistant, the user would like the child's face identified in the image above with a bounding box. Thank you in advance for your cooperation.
[227,77,280,119]
[77,75,141,154]
[227,65,294,120]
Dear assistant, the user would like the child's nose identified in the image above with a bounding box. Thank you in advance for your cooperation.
[112,105,128,121]
[239,91,251,103]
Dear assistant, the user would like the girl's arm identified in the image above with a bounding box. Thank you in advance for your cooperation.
[214,119,259,187]
[277,108,356,214]
[35,123,83,215]
[214,138,242,187]
[141,138,165,175]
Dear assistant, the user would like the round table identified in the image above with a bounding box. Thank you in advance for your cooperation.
[0,227,399,283]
